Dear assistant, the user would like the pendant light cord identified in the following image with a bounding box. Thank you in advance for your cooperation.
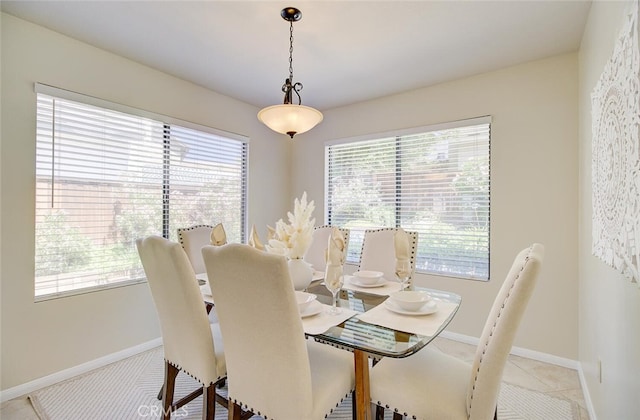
[289,20,294,82]
[282,18,303,105]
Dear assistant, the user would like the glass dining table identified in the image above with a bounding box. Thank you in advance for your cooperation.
[200,275,461,420]
[305,279,462,420]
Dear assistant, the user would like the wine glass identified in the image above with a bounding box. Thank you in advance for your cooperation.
[396,260,411,291]
[324,265,344,315]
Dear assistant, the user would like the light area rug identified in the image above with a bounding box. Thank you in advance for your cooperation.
[28,346,578,420]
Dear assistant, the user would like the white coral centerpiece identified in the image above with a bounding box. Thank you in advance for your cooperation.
[267,192,316,260]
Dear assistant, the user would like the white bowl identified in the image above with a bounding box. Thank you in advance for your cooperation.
[295,291,317,312]
[353,270,384,285]
[389,291,432,312]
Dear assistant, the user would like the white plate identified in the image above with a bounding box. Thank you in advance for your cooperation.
[349,276,388,288]
[300,300,323,318]
[384,299,438,316]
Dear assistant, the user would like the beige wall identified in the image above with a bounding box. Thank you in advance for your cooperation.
[0,13,291,390]
[12,9,638,416]
[578,1,640,418]
[293,53,579,360]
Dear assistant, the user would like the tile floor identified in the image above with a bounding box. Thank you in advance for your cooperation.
[0,337,589,420]
[431,337,590,420]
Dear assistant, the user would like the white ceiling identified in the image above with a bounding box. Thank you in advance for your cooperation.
[1,1,592,111]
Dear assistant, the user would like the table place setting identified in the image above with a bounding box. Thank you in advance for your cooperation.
[384,295,439,316]
[342,227,413,296]
[356,290,459,336]
[298,289,357,334]
[301,303,359,335]
[342,273,403,295]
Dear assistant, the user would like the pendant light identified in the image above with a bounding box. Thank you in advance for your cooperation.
[258,7,323,138]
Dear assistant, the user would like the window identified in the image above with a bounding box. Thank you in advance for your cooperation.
[326,117,490,280]
[34,84,248,299]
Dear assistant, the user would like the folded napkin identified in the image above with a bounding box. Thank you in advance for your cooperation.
[357,300,458,336]
[248,224,265,250]
[324,265,343,290]
[342,275,402,296]
[325,227,346,266]
[210,223,227,246]
[324,228,346,290]
[302,304,358,335]
[394,228,412,283]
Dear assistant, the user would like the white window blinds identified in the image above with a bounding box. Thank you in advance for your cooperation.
[35,85,248,299]
[326,117,490,280]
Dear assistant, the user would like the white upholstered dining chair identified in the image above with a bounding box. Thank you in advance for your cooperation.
[369,243,545,420]
[136,235,230,420]
[201,243,356,420]
[358,228,418,284]
[177,224,227,275]
[303,225,350,272]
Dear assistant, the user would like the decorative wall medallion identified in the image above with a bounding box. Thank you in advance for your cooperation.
[591,0,640,286]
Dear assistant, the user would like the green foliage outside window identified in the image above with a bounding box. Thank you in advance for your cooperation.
[35,210,92,276]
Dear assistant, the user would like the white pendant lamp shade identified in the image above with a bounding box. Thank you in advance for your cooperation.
[258,104,323,138]
[259,7,322,139]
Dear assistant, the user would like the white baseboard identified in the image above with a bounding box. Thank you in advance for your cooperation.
[0,338,162,403]
[577,362,598,420]
[439,330,580,369]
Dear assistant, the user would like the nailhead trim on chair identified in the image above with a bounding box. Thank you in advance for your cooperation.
[358,228,419,281]
[229,391,354,419]
[315,225,350,240]
[375,401,420,420]
[177,224,215,248]
[166,359,223,386]
[229,399,255,418]
[466,245,534,417]
[312,225,351,265]
[324,392,355,418]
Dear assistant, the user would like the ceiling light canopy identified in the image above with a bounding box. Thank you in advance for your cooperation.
[258,7,323,139]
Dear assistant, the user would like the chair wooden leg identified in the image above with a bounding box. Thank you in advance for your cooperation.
[352,391,357,420]
[494,406,498,420]
[162,362,179,420]
[393,412,403,420]
[228,400,243,420]
[203,384,216,420]
[173,388,203,410]
[375,405,385,420]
